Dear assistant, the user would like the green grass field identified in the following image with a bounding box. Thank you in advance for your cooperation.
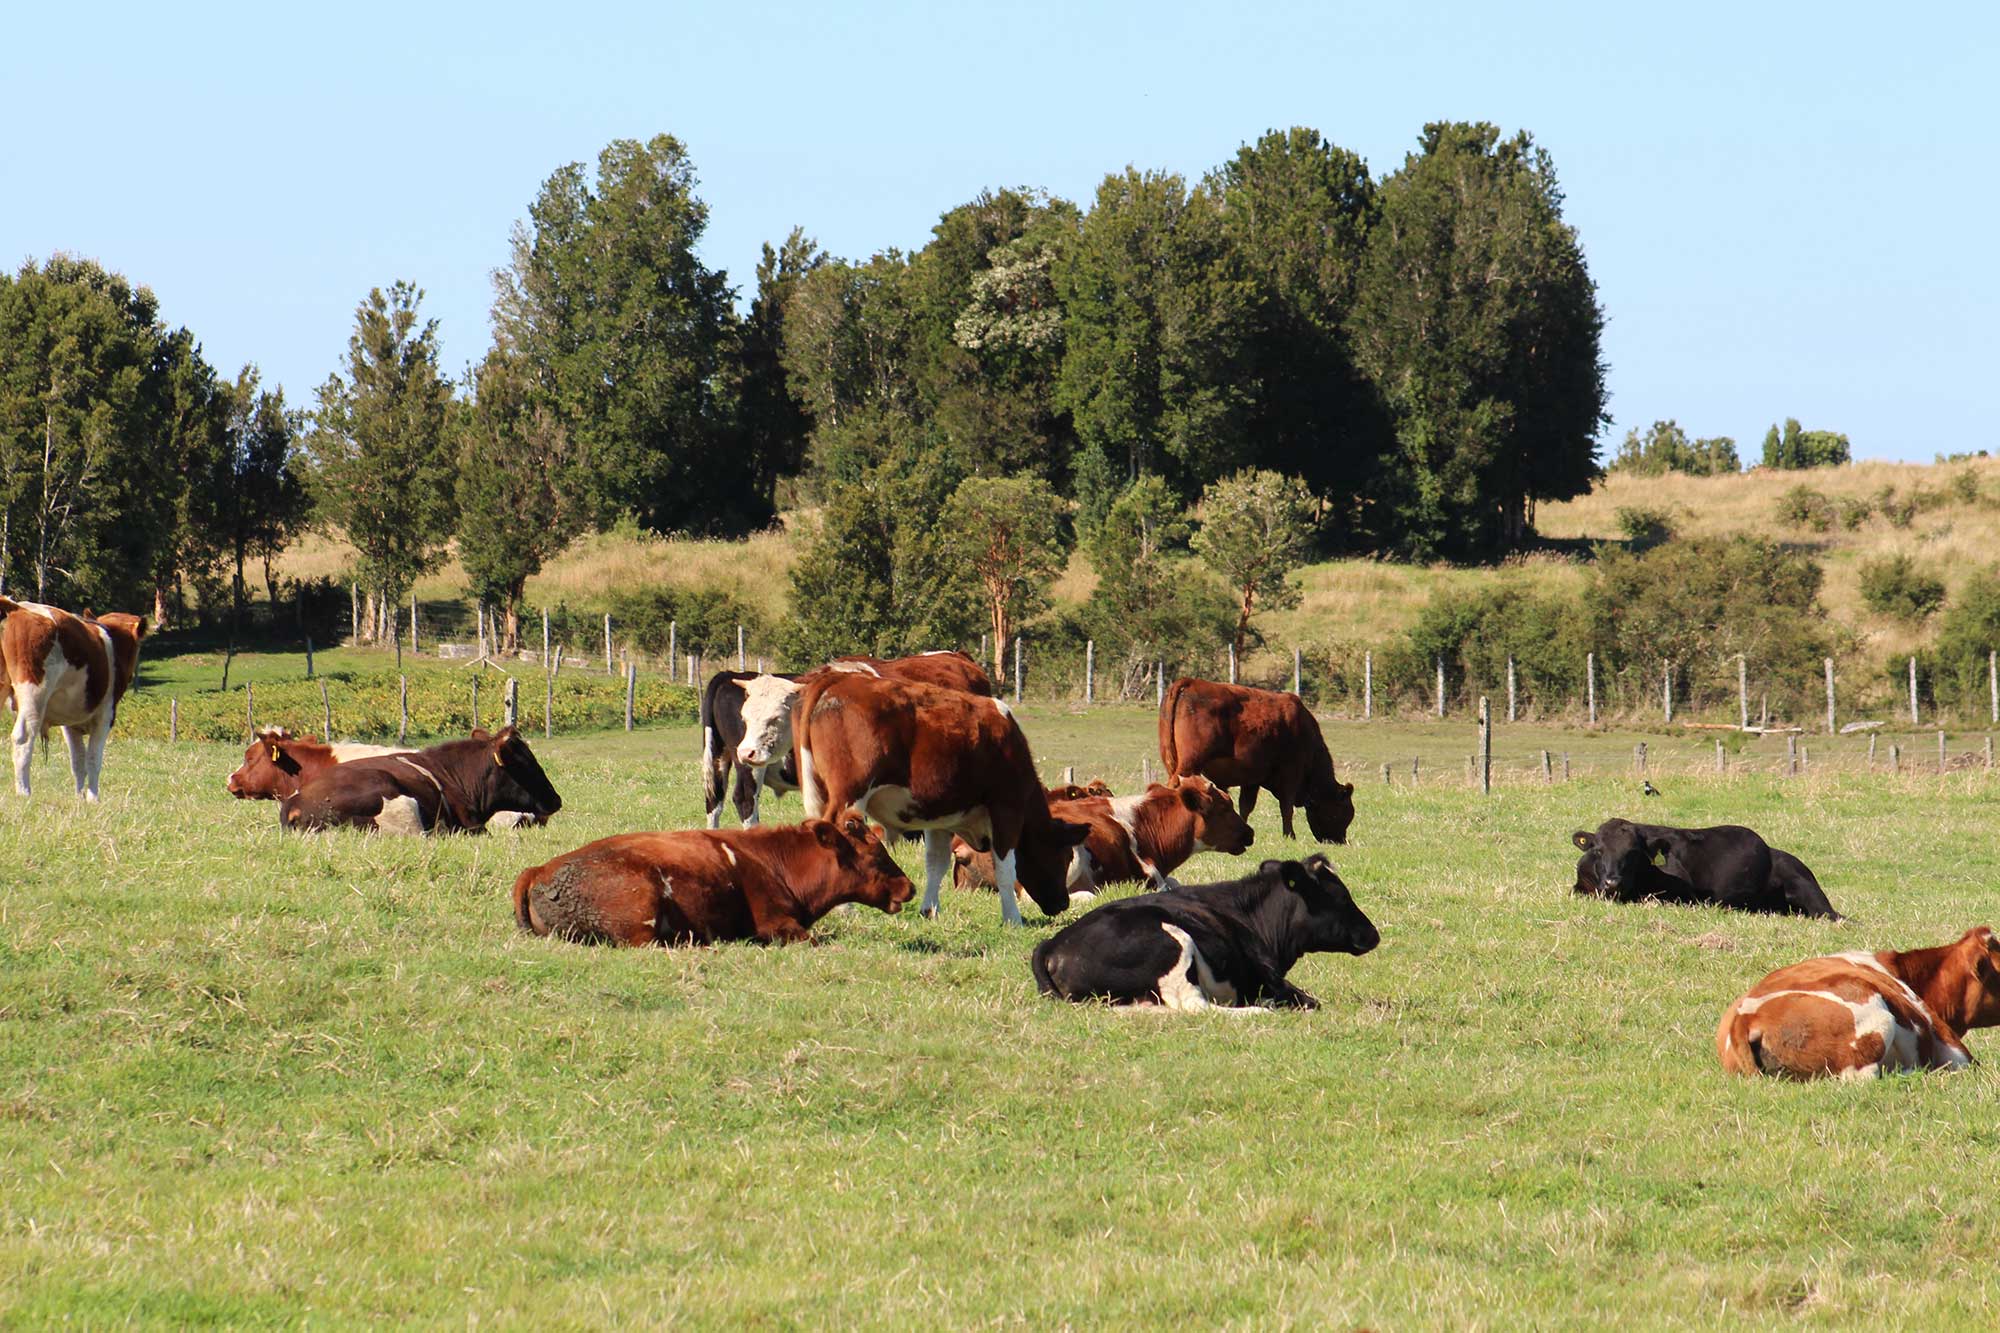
[7,698,2000,1326]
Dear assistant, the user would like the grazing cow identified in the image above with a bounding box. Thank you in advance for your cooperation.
[226,727,405,799]
[1158,678,1355,842]
[279,726,561,834]
[1570,820,1842,918]
[955,776,1253,895]
[1031,855,1380,1009]
[793,672,1088,925]
[512,809,914,946]
[0,598,147,800]
[1716,928,2000,1078]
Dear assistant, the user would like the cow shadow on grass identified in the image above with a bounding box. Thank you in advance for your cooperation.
[894,936,1032,960]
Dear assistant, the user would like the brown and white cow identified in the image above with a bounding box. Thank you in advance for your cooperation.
[0,598,147,800]
[793,672,1088,925]
[512,809,914,946]
[1159,677,1354,843]
[226,727,406,799]
[279,727,561,834]
[955,777,1253,896]
[1716,928,2000,1079]
[1044,777,1115,803]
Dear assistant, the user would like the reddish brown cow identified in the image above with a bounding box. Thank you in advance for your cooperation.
[956,776,1253,895]
[0,597,147,800]
[1044,778,1114,802]
[822,649,992,696]
[512,810,913,945]
[1717,929,2000,1079]
[1159,678,1354,843]
[793,673,1088,925]
[226,727,406,799]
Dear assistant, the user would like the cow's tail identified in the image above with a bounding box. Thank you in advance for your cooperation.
[698,679,726,816]
[1158,676,1191,780]
[1716,1004,1764,1076]
[797,720,822,818]
[1030,937,1062,998]
[512,864,548,935]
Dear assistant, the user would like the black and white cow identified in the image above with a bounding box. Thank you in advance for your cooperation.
[1569,819,1843,918]
[1030,855,1380,1009]
[700,671,802,828]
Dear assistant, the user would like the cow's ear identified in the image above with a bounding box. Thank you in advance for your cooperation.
[1572,831,1596,851]
[811,819,840,848]
[1054,818,1090,847]
[267,741,284,762]
[1180,784,1202,811]
[1279,861,1310,892]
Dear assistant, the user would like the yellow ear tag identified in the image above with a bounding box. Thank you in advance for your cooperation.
[494,750,505,767]
[268,744,281,761]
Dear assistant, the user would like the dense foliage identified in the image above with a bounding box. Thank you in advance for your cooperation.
[1858,554,1946,622]
[1608,420,1738,477]
[1761,417,1851,470]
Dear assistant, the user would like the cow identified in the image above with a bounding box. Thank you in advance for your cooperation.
[1716,928,2000,1078]
[511,809,914,946]
[703,652,994,829]
[1569,820,1842,918]
[1158,678,1355,843]
[792,672,1088,925]
[955,776,1253,895]
[279,726,561,834]
[1045,778,1114,802]
[0,597,147,800]
[227,727,405,799]
[1031,855,1380,1010]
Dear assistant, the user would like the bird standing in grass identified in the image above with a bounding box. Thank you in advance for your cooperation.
[1641,780,1661,797]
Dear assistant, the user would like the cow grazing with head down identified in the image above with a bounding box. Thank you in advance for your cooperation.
[1031,855,1379,1010]
[227,727,406,799]
[1570,819,1841,918]
[512,809,914,946]
[1717,928,2000,1078]
[793,672,1088,925]
[1159,678,1354,842]
[0,597,147,800]
[954,776,1253,896]
[279,726,561,834]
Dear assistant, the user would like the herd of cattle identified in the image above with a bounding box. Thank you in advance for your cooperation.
[2,596,1995,1082]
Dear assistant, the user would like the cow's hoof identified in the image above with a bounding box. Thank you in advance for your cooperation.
[920,905,939,920]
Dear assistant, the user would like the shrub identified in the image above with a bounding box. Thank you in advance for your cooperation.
[1615,505,1676,550]
[1395,584,1591,713]
[1776,485,1832,531]
[607,585,766,660]
[1950,469,1983,505]
[1836,497,1872,530]
[1931,566,2000,710]
[1858,555,1946,622]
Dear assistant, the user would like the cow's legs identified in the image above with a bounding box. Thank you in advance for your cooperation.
[10,688,39,796]
[1236,784,1259,820]
[921,829,953,919]
[730,763,760,827]
[83,713,112,801]
[59,725,90,799]
[744,764,767,827]
[991,846,1026,927]
[1278,794,1297,839]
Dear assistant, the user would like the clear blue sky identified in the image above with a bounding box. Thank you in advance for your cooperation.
[4,1,1992,462]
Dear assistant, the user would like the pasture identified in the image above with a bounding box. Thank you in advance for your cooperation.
[7,704,2000,1326]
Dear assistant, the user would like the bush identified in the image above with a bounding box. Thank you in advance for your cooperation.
[1395,584,1591,714]
[1950,469,1983,505]
[1615,505,1676,550]
[1776,486,1832,531]
[607,585,766,660]
[1930,566,2000,711]
[1836,497,1872,530]
[1858,555,1945,622]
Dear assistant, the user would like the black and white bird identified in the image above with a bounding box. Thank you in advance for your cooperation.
[1641,780,1661,797]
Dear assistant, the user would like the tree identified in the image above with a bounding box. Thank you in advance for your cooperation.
[307,282,456,633]
[1609,420,1739,477]
[1084,475,1235,693]
[1191,468,1313,656]
[197,367,307,628]
[1348,123,1607,557]
[455,349,585,650]
[781,251,921,486]
[1762,417,1851,469]
[939,477,1070,680]
[493,135,745,534]
[151,327,232,626]
[731,228,825,508]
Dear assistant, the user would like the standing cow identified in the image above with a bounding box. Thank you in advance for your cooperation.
[0,597,147,800]
[1158,678,1354,842]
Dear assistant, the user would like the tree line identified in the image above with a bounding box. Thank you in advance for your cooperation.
[0,121,1608,643]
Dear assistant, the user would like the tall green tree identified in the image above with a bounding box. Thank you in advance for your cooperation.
[731,228,825,509]
[494,135,747,534]
[307,282,456,630]
[939,476,1071,679]
[1762,417,1850,469]
[151,326,232,625]
[780,251,922,486]
[1348,122,1607,557]
[1610,420,1739,476]
[1192,468,1313,656]
[1084,475,1234,694]
[201,367,308,626]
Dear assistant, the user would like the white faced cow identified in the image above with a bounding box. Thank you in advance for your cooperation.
[0,598,147,800]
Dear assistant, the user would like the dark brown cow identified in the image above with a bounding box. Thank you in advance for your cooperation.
[955,776,1253,895]
[279,727,561,834]
[1045,777,1115,803]
[227,727,405,799]
[512,810,914,946]
[1159,678,1354,842]
[793,673,1087,924]
[0,597,147,799]
[1717,929,2000,1079]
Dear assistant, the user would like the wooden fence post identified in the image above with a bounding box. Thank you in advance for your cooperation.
[505,677,519,728]
[668,621,676,670]
[350,582,359,643]
[1156,662,1164,708]
[1890,743,1901,774]
[1909,656,1919,726]
[605,615,614,675]
[398,675,409,744]
[544,658,554,740]
[1228,643,1238,686]
[1662,661,1673,725]
[1063,765,1075,785]
[305,636,314,679]
[411,596,419,655]
[1412,756,1420,783]
[1987,735,1994,770]
[1478,696,1491,794]
[1507,657,1517,724]
[1293,647,1302,697]
[245,682,254,738]
[542,609,550,671]
[1435,659,1445,718]
[1716,739,1725,772]
[1990,650,1997,725]
[170,697,179,742]
[1940,730,1948,773]
[625,662,637,732]
[737,625,745,672]
[1381,761,1391,784]
[1141,756,1152,786]
[1085,640,1094,704]
[1541,748,1552,784]
[1364,650,1373,721]
[1786,734,1797,776]
[1562,752,1571,782]
[1586,651,1596,726]
[1825,657,1835,734]
[472,677,480,731]
[1738,654,1748,730]
[1868,733,1878,765]
[1635,742,1647,774]
[1013,636,1022,704]
[477,602,487,659]
[321,680,331,739]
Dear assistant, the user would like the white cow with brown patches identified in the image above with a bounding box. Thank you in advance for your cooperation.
[0,597,146,800]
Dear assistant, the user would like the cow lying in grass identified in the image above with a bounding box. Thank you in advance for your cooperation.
[1570,819,1842,918]
[1716,928,2000,1078]
[1044,778,1114,802]
[1031,855,1378,1010]
[227,727,404,799]
[955,777,1252,896]
[512,810,913,945]
[279,727,561,834]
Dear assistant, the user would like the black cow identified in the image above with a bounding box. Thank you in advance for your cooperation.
[700,671,802,828]
[280,727,562,834]
[1030,855,1380,1009]
[1569,819,1842,919]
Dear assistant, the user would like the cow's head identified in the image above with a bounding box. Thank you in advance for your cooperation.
[1305,776,1356,844]
[227,728,302,799]
[1571,820,1660,898]
[810,808,915,915]
[1015,816,1093,916]
[1946,926,2000,1031]
[486,726,562,821]
[1047,777,1114,802]
[1177,776,1253,855]
[736,675,803,769]
[1275,855,1379,956]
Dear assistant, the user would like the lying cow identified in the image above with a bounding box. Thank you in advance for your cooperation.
[1045,777,1114,802]
[955,777,1252,895]
[1570,819,1841,918]
[0,597,147,800]
[280,726,561,834]
[1031,855,1380,1010]
[794,672,1088,925]
[1716,928,2000,1078]
[512,809,913,945]
[1158,678,1354,842]
[227,727,405,799]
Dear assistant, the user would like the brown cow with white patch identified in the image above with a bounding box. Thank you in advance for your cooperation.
[1044,777,1114,803]
[955,776,1253,896]
[793,673,1088,925]
[512,809,914,946]
[0,597,147,800]
[226,727,405,799]
[1159,677,1354,842]
[1716,929,2000,1079]
[280,727,561,834]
